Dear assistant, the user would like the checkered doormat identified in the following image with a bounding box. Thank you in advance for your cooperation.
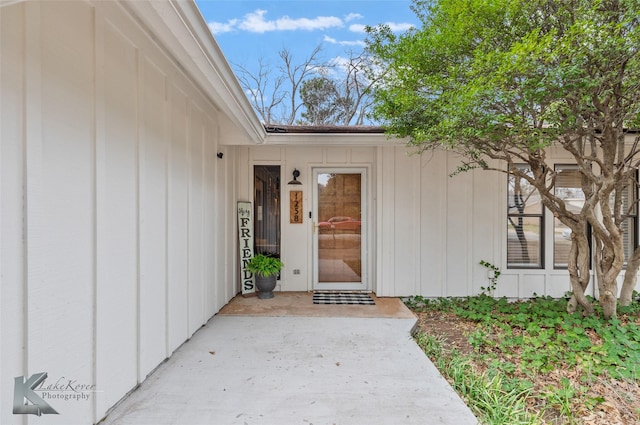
[313,292,375,305]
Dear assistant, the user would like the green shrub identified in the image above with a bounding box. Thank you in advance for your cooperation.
[245,254,284,277]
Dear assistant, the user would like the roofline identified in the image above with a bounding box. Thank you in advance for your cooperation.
[121,0,266,144]
[264,132,406,146]
[265,125,386,134]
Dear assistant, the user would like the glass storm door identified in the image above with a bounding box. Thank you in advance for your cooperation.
[313,168,367,290]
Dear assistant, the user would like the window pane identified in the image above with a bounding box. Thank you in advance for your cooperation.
[621,173,638,263]
[508,169,542,215]
[554,166,584,268]
[317,173,362,282]
[553,218,573,268]
[254,165,280,257]
[618,182,636,264]
[610,180,634,216]
[507,166,543,269]
[507,216,542,267]
[622,217,635,262]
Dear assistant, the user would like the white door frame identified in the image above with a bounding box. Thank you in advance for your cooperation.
[312,167,368,291]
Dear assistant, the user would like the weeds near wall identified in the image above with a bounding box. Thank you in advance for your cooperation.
[479,260,501,295]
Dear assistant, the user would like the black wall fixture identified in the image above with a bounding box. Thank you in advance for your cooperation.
[288,169,302,185]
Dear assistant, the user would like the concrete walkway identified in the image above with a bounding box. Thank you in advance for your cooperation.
[100,296,478,425]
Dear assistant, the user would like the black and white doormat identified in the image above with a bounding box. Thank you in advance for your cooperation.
[313,292,375,305]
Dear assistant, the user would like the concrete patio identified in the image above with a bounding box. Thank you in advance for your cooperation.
[100,293,478,425]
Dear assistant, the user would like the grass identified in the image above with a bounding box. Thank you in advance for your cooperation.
[415,332,540,424]
[406,293,640,425]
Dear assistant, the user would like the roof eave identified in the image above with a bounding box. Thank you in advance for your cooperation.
[264,132,406,146]
[121,0,266,144]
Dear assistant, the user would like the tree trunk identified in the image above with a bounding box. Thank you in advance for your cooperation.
[586,182,625,320]
[600,287,618,320]
[593,236,623,320]
[620,246,640,306]
[566,230,594,315]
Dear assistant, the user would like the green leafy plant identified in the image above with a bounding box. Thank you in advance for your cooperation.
[245,254,284,277]
[406,294,640,422]
[414,332,540,424]
[541,377,577,423]
[479,260,501,295]
[403,295,464,312]
[367,0,640,319]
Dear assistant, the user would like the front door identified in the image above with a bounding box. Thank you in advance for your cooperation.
[313,168,367,291]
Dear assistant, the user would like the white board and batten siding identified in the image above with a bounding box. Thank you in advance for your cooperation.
[245,143,640,300]
[242,144,502,297]
[238,145,378,294]
[3,1,640,423]
[0,2,237,424]
[376,145,640,299]
[375,146,499,298]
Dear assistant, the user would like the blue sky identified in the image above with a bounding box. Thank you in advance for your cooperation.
[195,0,419,76]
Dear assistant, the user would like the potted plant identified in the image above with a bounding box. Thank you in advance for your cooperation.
[246,254,284,299]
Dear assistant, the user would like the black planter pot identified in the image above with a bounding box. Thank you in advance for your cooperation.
[255,275,277,299]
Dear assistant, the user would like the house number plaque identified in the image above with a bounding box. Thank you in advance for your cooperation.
[290,191,303,224]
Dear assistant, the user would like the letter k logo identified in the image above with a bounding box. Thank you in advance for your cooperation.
[13,372,59,415]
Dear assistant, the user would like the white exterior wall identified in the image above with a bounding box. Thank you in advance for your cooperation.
[376,146,506,297]
[0,2,237,424]
[2,0,638,423]
[238,145,377,292]
[247,143,640,298]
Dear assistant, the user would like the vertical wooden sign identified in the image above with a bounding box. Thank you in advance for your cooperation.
[290,191,303,224]
[237,201,255,295]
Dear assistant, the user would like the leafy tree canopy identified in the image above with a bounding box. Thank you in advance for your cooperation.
[366,0,640,319]
[299,77,347,125]
[367,0,640,151]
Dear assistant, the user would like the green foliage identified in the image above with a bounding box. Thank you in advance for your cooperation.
[366,0,640,153]
[245,254,284,277]
[451,296,640,380]
[541,377,576,422]
[415,332,540,424]
[402,295,466,312]
[619,290,640,315]
[407,294,640,422]
[406,295,640,379]
[299,77,349,125]
[479,260,501,295]
[369,0,640,320]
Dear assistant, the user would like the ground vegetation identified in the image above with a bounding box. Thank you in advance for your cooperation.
[406,294,640,424]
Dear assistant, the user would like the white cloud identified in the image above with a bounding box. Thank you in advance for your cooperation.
[206,9,413,35]
[349,24,367,33]
[386,22,414,32]
[325,55,373,83]
[233,9,343,33]
[238,9,277,32]
[276,15,343,31]
[323,35,365,47]
[208,19,238,34]
[344,13,363,22]
[330,55,350,69]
